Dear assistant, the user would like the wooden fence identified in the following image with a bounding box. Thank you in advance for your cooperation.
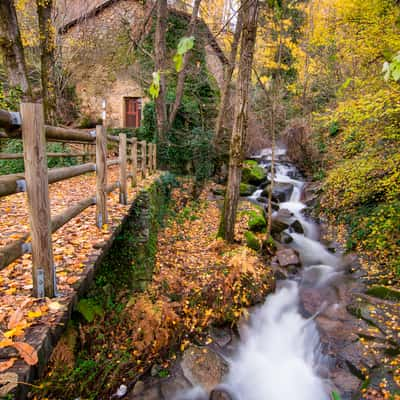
[0,103,157,298]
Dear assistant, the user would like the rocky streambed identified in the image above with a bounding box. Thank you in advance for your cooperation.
[126,148,399,400]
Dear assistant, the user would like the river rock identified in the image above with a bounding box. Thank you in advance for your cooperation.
[276,248,300,268]
[210,386,235,400]
[290,220,304,234]
[256,196,267,203]
[209,326,232,348]
[276,208,294,221]
[272,183,294,202]
[302,182,321,207]
[181,345,229,392]
[270,219,289,237]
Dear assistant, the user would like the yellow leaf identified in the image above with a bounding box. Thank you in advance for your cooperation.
[0,340,13,348]
[27,311,42,319]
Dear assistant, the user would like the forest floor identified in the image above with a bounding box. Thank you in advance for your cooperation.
[32,181,275,399]
[0,167,160,375]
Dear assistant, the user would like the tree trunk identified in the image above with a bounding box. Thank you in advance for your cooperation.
[0,0,32,98]
[168,0,202,130]
[214,7,243,152]
[218,0,259,242]
[37,0,55,122]
[154,0,168,142]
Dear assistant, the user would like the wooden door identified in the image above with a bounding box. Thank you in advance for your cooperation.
[125,97,141,128]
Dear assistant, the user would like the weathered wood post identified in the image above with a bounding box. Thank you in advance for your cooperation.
[131,137,137,187]
[21,102,56,298]
[119,133,127,204]
[147,142,153,174]
[141,140,147,179]
[96,125,107,228]
[153,143,157,171]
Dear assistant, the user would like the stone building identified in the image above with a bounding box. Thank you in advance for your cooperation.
[58,0,227,128]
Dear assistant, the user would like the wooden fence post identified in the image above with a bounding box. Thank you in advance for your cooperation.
[141,140,147,178]
[131,137,137,187]
[153,144,157,171]
[119,133,127,204]
[21,102,56,298]
[96,125,107,228]
[147,143,153,174]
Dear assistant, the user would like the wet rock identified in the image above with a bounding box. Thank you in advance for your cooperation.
[151,364,161,377]
[300,287,324,317]
[209,327,232,348]
[270,219,289,236]
[181,345,229,392]
[210,386,234,400]
[276,208,294,221]
[302,182,321,207]
[239,183,257,197]
[272,183,294,202]
[272,266,289,280]
[290,220,304,234]
[128,385,160,400]
[256,196,267,203]
[367,365,399,395]
[342,341,377,378]
[329,369,361,399]
[242,160,267,185]
[160,374,191,399]
[276,248,300,268]
[281,232,293,244]
[132,381,145,396]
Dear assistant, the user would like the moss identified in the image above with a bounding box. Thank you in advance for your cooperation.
[242,160,267,185]
[366,285,400,301]
[248,210,267,232]
[240,182,257,196]
[244,231,261,251]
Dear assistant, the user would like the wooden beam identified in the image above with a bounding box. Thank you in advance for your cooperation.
[0,181,120,271]
[130,137,137,187]
[141,140,147,179]
[0,163,96,198]
[147,143,153,174]
[21,102,55,298]
[0,152,89,160]
[119,133,127,205]
[153,143,157,171]
[96,125,107,229]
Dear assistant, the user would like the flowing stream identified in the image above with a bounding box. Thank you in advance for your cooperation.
[222,148,341,400]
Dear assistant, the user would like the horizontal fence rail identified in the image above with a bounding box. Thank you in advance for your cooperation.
[0,104,157,298]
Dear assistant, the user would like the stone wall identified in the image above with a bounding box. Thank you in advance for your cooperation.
[60,0,226,127]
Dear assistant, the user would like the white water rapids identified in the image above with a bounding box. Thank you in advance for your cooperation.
[180,148,341,400]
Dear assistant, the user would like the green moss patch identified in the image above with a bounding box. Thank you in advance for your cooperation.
[244,231,261,251]
[242,160,267,185]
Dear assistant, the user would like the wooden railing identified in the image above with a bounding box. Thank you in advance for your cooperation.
[0,103,157,298]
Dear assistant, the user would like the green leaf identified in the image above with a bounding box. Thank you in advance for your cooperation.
[173,53,183,72]
[149,71,161,99]
[177,36,195,55]
[331,391,342,400]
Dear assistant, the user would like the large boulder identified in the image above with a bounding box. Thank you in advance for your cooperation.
[244,231,261,251]
[239,183,257,197]
[181,345,229,392]
[261,183,294,203]
[241,160,267,185]
[276,248,301,268]
[247,210,267,232]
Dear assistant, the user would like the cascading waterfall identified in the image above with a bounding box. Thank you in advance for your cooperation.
[222,147,338,400]
[179,147,340,400]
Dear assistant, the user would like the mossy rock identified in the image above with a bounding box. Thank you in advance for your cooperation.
[242,160,267,185]
[240,183,257,196]
[366,285,400,301]
[248,210,267,232]
[244,231,261,251]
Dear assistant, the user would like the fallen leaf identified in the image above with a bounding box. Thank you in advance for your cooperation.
[0,372,18,396]
[12,342,38,366]
[27,310,42,319]
[0,358,16,372]
[0,340,13,348]
[8,309,24,329]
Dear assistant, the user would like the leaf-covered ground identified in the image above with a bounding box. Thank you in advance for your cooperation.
[32,182,275,399]
[0,167,160,378]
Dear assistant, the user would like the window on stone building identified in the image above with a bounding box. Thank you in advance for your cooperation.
[124,97,141,128]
